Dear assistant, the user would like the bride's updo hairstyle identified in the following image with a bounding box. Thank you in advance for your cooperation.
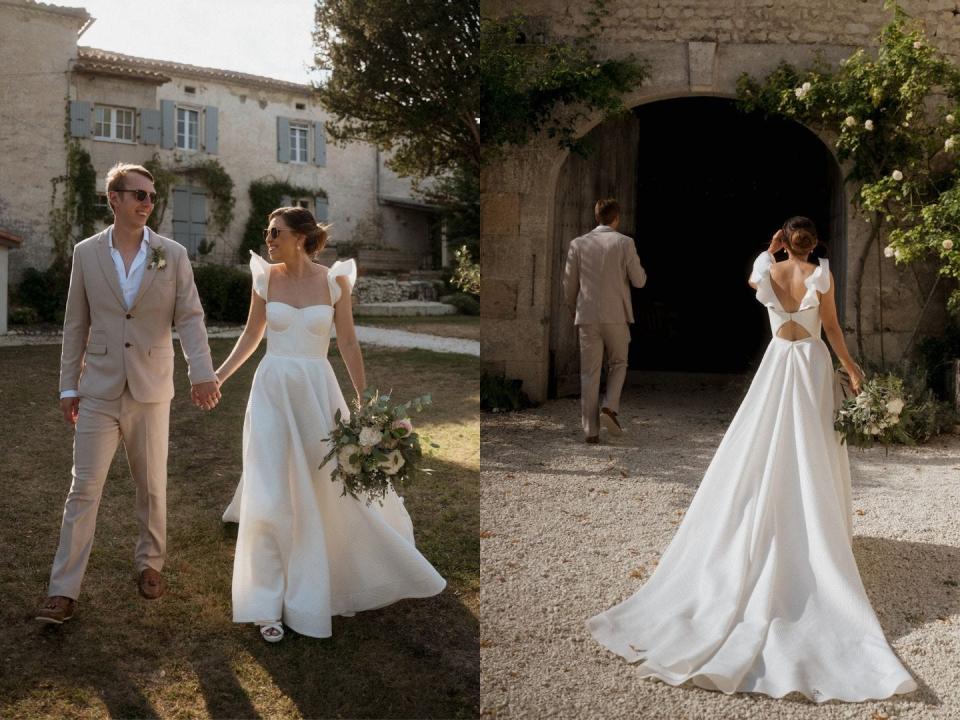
[269,206,329,255]
[782,216,819,257]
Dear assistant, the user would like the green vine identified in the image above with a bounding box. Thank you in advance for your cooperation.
[143,155,235,236]
[240,179,328,261]
[49,103,103,266]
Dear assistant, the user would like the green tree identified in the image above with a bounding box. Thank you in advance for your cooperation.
[481,6,648,160]
[313,0,479,179]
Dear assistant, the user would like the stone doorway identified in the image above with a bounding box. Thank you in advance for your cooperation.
[550,97,846,396]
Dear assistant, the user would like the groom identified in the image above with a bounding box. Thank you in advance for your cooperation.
[36,162,221,624]
[562,198,647,443]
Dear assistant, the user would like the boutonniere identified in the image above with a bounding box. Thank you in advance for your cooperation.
[149,246,167,271]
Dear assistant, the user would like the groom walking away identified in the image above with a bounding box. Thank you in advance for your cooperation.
[562,198,647,443]
[36,163,221,624]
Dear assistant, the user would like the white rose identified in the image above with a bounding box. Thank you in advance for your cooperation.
[865,119,874,131]
[795,87,807,100]
[946,137,956,152]
[892,169,904,181]
[914,40,923,49]
[802,81,812,92]
[358,426,382,449]
[944,239,955,251]
[948,114,956,124]
[884,245,895,258]
[886,398,905,416]
[378,449,406,476]
[337,445,362,475]
[844,116,856,128]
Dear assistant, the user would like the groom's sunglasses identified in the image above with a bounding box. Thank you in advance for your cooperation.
[115,188,158,204]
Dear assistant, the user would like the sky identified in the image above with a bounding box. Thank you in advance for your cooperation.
[57,0,321,85]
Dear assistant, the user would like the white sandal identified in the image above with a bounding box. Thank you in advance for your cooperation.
[258,622,284,643]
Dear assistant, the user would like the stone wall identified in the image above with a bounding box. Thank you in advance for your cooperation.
[481,0,955,402]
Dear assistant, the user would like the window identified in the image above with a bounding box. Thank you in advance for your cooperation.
[95,193,110,215]
[176,107,199,150]
[93,106,135,142]
[295,198,310,209]
[289,123,308,163]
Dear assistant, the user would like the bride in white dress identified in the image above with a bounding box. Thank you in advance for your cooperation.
[215,206,446,642]
[587,217,917,702]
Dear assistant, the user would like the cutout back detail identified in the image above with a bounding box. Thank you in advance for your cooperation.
[776,319,812,341]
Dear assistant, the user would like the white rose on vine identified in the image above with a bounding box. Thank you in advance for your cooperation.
[844,116,856,128]
[884,246,895,258]
[892,170,903,181]
[946,137,957,152]
[944,239,955,251]
[913,40,923,49]
[864,119,874,131]
[947,114,956,124]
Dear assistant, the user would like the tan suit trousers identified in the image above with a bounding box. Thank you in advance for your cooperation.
[578,323,630,438]
[48,386,170,599]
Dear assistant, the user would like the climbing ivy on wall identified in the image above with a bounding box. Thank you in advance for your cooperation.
[143,155,235,236]
[49,127,103,265]
[240,179,327,261]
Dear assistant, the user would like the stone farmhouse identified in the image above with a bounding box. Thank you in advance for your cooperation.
[0,0,443,288]
[482,0,959,403]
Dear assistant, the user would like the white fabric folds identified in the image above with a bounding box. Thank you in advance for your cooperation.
[587,256,917,702]
[223,252,445,637]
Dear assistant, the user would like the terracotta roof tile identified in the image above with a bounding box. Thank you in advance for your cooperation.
[77,47,317,95]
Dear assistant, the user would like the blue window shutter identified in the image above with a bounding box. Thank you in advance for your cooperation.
[204,106,218,154]
[69,100,91,138]
[314,121,326,166]
[314,195,328,222]
[139,108,162,145]
[160,100,175,149]
[277,117,290,163]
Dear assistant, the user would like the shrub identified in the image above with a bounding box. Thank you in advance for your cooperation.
[193,263,252,324]
[13,263,70,324]
[481,372,531,412]
[9,306,40,325]
[440,292,479,316]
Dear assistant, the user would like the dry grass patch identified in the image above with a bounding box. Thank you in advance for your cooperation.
[356,314,480,341]
[0,339,478,719]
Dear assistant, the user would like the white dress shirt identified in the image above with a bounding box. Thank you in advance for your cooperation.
[60,226,151,400]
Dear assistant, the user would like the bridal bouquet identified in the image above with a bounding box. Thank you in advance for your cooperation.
[321,389,434,505]
[834,374,911,448]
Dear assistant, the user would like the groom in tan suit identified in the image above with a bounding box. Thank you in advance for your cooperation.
[562,198,647,443]
[36,163,221,623]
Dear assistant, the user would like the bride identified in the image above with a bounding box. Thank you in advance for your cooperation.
[587,217,917,702]
[215,206,446,642]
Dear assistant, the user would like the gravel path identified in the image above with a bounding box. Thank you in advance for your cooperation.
[481,375,960,720]
[0,325,480,356]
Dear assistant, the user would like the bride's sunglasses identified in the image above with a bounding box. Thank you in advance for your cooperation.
[115,188,158,204]
[262,227,285,241]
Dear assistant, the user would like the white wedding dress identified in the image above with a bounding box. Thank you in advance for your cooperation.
[587,254,917,702]
[222,252,446,638]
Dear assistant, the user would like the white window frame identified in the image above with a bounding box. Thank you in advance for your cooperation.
[176,105,200,151]
[295,197,311,209]
[93,105,135,143]
[289,122,309,164]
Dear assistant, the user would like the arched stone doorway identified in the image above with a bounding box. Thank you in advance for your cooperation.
[550,96,846,397]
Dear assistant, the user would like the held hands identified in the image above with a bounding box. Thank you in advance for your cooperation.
[191,380,222,411]
[60,397,79,425]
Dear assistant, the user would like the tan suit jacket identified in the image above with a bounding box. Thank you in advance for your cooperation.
[562,226,647,325]
[59,228,216,402]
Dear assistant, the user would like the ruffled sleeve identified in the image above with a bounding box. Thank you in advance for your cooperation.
[249,250,271,300]
[805,258,831,294]
[328,259,357,305]
[749,251,774,285]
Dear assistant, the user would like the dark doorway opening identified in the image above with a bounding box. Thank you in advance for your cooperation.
[627,97,844,373]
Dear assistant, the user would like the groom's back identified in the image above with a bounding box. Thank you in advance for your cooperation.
[564,227,646,325]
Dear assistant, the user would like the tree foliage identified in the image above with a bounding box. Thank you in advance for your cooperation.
[313,0,479,179]
[480,3,648,159]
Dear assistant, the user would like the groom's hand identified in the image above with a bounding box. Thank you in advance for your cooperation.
[60,397,79,425]
[191,381,221,411]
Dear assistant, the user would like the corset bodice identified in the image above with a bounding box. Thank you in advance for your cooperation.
[264,302,334,358]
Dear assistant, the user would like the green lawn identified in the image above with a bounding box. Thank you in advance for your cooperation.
[0,339,479,719]
[356,314,479,341]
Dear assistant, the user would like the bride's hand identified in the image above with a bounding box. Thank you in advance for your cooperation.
[845,363,864,395]
[768,229,785,255]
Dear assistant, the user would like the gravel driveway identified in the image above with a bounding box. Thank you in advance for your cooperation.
[481,375,960,719]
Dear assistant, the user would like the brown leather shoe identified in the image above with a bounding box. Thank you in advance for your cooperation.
[600,407,623,436]
[138,568,164,599]
[585,435,600,444]
[36,595,76,624]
